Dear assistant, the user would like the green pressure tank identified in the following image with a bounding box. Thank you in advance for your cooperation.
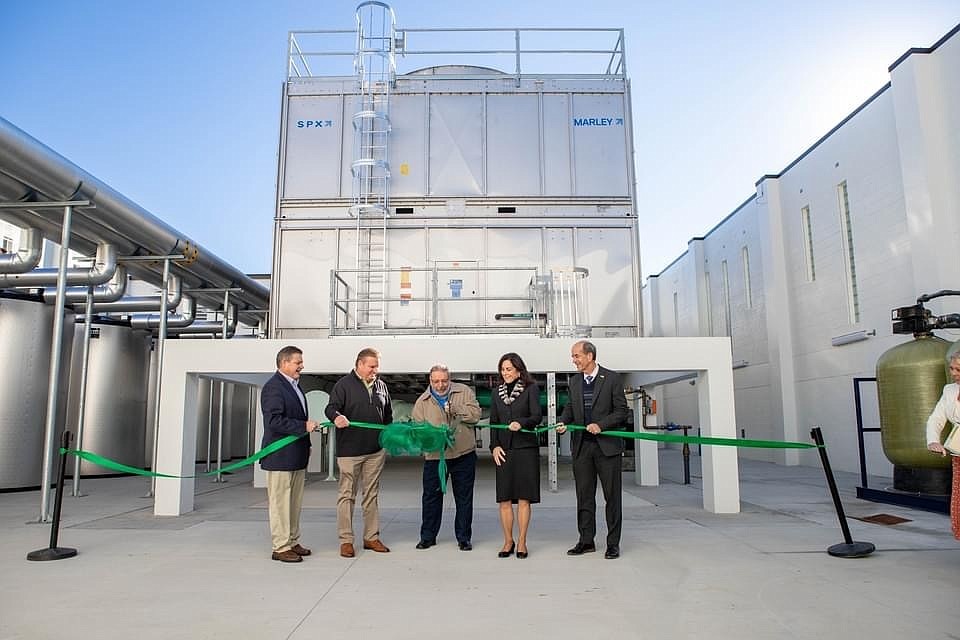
[876,334,952,493]
[946,340,960,378]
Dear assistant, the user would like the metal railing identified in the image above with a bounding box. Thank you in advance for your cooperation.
[288,26,626,81]
[330,265,542,336]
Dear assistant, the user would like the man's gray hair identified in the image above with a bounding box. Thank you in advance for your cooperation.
[949,351,960,365]
[575,340,597,359]
[429,363,450,375]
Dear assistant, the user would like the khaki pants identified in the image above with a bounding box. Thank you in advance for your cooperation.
[266,469,305,552]
[337,449,386,543]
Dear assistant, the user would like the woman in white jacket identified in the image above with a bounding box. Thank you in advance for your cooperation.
[926,350,960,539]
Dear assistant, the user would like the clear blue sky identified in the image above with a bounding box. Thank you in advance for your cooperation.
[2,0,958,277]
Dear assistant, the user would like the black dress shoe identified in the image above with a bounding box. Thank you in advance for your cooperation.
[497,542,515,558]
[415,539,436,550]
[516,548,528,559]
[566,542,596,556]
[458,541,472,551]
[604,545,620,559]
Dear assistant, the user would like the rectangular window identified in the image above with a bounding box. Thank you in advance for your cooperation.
[837,181,859,323]
[673,292,680,336]
[800,206,815,281]
[740,246,752,309]
[704,271,713,336]
[0,236,12,253]
[720,259,732,335]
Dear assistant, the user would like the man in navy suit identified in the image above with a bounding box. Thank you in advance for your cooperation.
[556,340,629,559]
[260,346,320,563]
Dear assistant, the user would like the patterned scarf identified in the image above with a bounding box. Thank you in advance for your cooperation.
[498,379,524,405]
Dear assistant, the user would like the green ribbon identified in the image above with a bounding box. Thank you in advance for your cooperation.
[59,420,460,489]
[61,433,307,479]
[58,420,818,484]
[483,422,819,449]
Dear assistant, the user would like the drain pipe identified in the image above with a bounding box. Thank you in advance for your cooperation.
[90,274,181,313]
[0,227,42,273]
[43,265,128,305]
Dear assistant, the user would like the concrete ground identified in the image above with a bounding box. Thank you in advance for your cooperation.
[1,450,957,640]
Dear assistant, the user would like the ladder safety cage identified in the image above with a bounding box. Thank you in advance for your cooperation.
[350,1,396,331]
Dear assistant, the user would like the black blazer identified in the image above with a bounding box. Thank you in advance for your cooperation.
[324,371,392,457]
[559,366,629,458]
[489,382,542,450]
[259,371,311,471]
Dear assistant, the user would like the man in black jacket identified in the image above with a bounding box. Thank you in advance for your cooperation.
[325,347,393,558]
[556,340,629,559]
[260,346,320,563]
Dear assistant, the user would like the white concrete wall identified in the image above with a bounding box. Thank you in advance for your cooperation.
[643,26,960,476]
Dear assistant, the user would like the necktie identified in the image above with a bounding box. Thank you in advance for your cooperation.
[585,375,593,384]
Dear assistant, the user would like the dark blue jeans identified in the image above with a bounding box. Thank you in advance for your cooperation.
[420,451,477,544]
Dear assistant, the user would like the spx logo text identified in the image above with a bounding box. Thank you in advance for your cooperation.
[297,120,334,128]
[572,117,624,126]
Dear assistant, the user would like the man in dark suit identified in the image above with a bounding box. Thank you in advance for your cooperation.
[260,346,320,563]
[556,340,629,559]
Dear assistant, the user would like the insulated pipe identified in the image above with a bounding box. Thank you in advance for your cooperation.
[43,265,128,304]
[0,118,269,321]
[129,295,196,330]
[167,303,237,337]
[0,242,117,288]
[90,274,182,313]
[0,227,42,273]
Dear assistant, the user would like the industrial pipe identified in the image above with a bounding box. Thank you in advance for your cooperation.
[166,303,237,337]
[0,242,117,288]
[43,265,128,304]
[91,274,182,313]
[0,227,42,273]
[129,295,196,330]
[0,118,268,322]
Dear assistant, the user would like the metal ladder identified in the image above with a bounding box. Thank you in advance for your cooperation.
[350,2,396,330]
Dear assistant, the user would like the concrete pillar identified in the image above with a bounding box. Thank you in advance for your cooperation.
[890,49,960,307]
[756,176,801,465]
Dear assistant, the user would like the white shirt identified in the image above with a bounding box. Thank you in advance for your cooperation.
[583,363,600,383]
[926,382,960,445]
[279,371,307,414]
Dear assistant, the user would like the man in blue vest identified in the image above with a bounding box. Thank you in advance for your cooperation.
[556,340,629,559]
[260,346,321,563]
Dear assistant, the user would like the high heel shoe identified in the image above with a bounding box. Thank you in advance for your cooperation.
[497,542,515,558]
[516,547,528,559]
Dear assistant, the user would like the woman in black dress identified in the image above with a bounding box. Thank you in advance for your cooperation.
[489,352,542,559]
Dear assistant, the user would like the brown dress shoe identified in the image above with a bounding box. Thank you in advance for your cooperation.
[271,549,303,563]
[291,544,311,556]
[363,538,390,553]
[339,543,355,558]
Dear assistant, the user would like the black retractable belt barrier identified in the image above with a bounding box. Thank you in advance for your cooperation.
[27,430,78,561]
[811,426,875,558]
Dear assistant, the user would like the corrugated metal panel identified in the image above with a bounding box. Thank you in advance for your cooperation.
[275,229,338,329]
[428,95,483,196]
[571,94,628,196]
[389,95,427,197]
[487,94,540,196]
[543,94,573,196]
[282,96,345,199]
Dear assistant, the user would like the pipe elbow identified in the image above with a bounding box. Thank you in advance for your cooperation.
[0,228,42,274]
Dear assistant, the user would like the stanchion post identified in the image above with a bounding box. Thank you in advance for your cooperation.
[810,426,875,558]
[681,426,691,485]
[325,426,337,481]
[27,431,78,561]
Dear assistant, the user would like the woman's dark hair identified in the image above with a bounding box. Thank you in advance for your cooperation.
[497,352,534,386]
